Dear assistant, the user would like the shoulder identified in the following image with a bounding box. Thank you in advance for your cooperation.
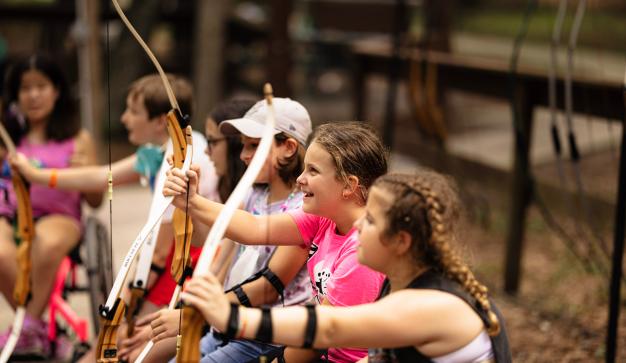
[385,288,480,320]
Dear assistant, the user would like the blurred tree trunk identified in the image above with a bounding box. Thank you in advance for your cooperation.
[192,0,231,129]
[267,0,292,97]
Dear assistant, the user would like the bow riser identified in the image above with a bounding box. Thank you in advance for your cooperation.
[176,306,206,363]
[96,298,126,363]
[124,286,145,337]
[12,174,33,305]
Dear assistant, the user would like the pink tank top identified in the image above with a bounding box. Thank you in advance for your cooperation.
[0,137,82,222]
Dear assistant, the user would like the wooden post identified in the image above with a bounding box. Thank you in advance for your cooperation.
[605,85,626,363]
[75,0,102,147]
[192,0,230,128]
[504,84,534,294]
[267,0,292,97]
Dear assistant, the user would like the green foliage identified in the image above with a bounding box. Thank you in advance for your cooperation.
[454,7,626,54]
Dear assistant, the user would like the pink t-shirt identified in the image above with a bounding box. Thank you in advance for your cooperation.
[289,208,385,363]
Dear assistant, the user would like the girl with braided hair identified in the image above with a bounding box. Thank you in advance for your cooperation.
[175,170,512,363]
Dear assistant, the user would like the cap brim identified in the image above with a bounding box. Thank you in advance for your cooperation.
[220,118,280,139]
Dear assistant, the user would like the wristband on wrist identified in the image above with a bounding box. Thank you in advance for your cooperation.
[225,303,240,339]
[302,304,317,348]
[150,263,165,275]
[255,306,273,343]
[237,311,248,339]
[48,168,58,188]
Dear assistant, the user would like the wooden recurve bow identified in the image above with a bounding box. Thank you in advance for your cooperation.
[0,120,34,363]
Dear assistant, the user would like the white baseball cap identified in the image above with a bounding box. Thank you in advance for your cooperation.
[219,98,312,146]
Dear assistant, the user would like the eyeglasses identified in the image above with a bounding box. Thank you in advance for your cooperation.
[206,136,227,153]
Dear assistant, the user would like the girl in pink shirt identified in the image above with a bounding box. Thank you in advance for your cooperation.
[165,121,388,362]
[0,54,102,359]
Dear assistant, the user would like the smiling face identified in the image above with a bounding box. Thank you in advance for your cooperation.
[296,141,346,217]
[354,185,396,272]
[120,93,165,146]
[18,69,59,125]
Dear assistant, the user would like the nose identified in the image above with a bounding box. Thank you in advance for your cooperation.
[120,110,129,125]
[354,214,364,231]
[296,172,306,187]
[240,148,253,163]
[24,87,39,100]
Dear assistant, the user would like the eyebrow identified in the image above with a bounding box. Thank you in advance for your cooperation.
[306,161,322,170]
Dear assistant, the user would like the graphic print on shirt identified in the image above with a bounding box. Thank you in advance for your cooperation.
[313,261,331,296]
[307,243,319,261]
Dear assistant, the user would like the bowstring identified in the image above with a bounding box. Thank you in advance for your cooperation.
[106,9,114,305]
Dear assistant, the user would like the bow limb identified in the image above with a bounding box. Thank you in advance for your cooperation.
[124,113,192,338]
[176,83,277,363]
[0,124,34,363]
[110,0,179,113]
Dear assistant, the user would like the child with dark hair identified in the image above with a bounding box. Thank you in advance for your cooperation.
[178,170,512,363]
[0,54,102,358]
[204,99,254,203]
[165,121,389,362]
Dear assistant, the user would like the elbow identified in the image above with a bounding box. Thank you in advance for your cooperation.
[259,290,279,305]
[315,313,340,348]
[84,192,104,208]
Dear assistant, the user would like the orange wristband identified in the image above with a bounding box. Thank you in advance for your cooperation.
[48,169,58,188]
[237,312,248,339]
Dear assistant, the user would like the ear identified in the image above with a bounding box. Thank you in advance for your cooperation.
[392,230,413,256]
[280,137,299,159]
[155,114,169,132]
[342,175,360,199]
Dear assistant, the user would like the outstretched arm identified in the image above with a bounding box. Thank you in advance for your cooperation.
[10,152,140,192]
[182,274,486,352]
[164,166,304,246]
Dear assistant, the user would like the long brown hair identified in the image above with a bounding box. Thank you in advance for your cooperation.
[374,171,501,336]
[209,99,255,202]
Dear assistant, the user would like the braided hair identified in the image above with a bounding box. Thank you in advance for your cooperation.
[374,171,501,336]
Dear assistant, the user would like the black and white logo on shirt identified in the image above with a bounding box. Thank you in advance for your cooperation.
[313,261,331,295]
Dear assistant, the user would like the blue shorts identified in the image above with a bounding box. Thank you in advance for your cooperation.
[170,332,284,363]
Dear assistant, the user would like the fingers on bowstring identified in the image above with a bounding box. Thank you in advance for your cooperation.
[164,178,187,195]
